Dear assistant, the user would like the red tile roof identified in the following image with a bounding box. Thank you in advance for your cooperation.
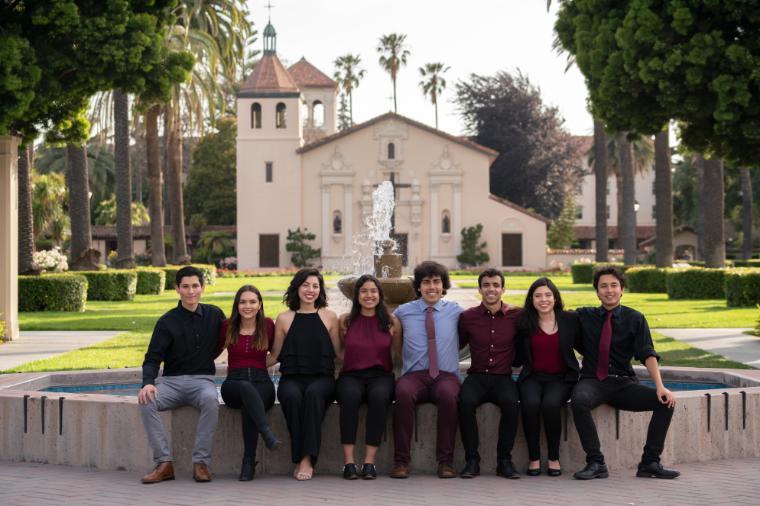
[288,57,337,88]
[239,53,299,93]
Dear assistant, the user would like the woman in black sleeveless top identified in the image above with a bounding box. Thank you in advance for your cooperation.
[271,268,341,481]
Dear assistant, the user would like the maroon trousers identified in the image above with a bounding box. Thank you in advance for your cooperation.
[392,370,461,465]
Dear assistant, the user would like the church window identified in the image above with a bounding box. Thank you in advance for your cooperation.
[387,142,396,160]
[265,162,273,182]
[576,205,583,220]
[333,211,342,234]
[276,103,287,128]
[313,100,324,127]
[251,103,262,129]
[441,210,451,234]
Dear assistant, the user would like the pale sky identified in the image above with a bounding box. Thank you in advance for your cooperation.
[245,0,593,137]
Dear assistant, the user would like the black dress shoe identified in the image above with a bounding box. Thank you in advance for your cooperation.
[496,459,520,479]
[343,463,359,480]
[547,467,562,477]
[460,459,480,478]
[239,459,256,481]
[636,461,680,479]
[360,463,377,480]
[573,461,609,480]
[526,467,541,476]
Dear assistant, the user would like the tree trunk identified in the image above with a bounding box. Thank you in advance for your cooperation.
[593,119,608,261]
[114,90,135,268]
[66,143,93,266]
[146,105,167,266]
[694,154,705,260]
[162,106,172,228]
[654,129,673,267]
[167,107,189,263]
[18,143,37,274]
[702,157,725,267]
[740,166,753,260]
[392,76,398,113]
[618,133,637,265]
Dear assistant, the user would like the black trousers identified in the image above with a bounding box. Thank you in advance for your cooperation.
[458,373,519,462]
[571,377,674,464]
[221,368,276,461]
[277,374,336,464]
[518,373,571,461]
[335,370,395,446]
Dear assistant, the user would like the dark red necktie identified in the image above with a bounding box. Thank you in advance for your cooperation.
[425,306,439,379]
[596,311,613,381]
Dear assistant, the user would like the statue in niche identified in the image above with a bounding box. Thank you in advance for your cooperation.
[333,212,342,234]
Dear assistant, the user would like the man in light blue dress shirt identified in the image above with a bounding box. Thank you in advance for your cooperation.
[390,261,463,479]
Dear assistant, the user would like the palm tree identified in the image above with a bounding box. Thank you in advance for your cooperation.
[113,89,135,267]
[593,119,609,261]
[333,54,366,126]
[33,171,69,246]
[377,33,410,114]
[654,128,674,267]
[145,104,167,265]
[703,157,725,267]
[740,166,753,260]
[616,133,637,264]
[65,142,92,265]
[418,62,450,129]
[18,143,38,273]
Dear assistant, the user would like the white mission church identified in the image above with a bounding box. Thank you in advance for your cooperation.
[235,22,548,271]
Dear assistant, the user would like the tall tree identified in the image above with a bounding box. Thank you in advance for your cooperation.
[31,171,69,246]
[617,133,637,265]
[333,54,366,126]
[456,71,584,219]
[377,33,410,114]
[593,119,608,261]
[113,90,134,267]
[703,157,725,267]
[694,154,706,260]
[145,105,167,266]
[654,128,674,267]
[740,166,753,260]
[18,143,37,273]
[418,62,450,129]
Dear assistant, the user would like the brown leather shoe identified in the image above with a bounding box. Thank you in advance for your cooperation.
[437,462,458,479]
[390,463,410,479]
[193,462,213,482]
[141,461,175,484]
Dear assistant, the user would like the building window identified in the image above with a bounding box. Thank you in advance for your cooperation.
[276,103,287,128]
[265,162,273,182]
[441,210,451,234]
[387,142,395,160]
[606,205,610,219]
[333,211,342,234]
[576,205,583,220]
[313,100,324,127]
[251,102,262,129]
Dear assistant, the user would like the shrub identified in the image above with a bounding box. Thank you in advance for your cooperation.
[79,270,138,301]
[457,224,489,267]
[724,269,760,307]
[666,268,725,300]
[161,264,217,289]
[0,317,6,339]
[33,247,68,272]
[571,262,626,285]
[626,267,667,293]
[19,274,88,312]
[732,259,760,268]
[136,268,166,295]
[286,228,321,267]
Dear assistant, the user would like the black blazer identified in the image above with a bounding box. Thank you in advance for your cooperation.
[515,310,581,384]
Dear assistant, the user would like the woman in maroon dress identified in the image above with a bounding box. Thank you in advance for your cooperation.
[336,275,401,479]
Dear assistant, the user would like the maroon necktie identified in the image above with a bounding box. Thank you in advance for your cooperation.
[425,306,439,379]
[596,310,613,381]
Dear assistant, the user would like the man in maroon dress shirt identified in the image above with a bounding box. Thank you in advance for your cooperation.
[457,268,521,479]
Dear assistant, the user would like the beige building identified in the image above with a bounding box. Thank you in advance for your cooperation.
[236,23,548,271]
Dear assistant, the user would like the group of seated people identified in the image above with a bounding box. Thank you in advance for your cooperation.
[137,262,680,483]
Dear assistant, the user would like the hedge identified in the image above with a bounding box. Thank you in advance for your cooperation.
[136,268,166,295]
[19,274,88,312]
[161,264,217,290]
[666,268,725,299]
[626,267,667,293]
[571,263,627,284]
[79,270,138,301]
[731,259,760,268]
[725,269,760,307]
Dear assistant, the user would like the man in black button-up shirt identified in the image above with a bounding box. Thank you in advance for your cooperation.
[571,266,679,481]
[138,266,225,484]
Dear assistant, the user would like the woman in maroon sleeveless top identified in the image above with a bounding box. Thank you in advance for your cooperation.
[336,275,401,479]
[515,278,580,477]
[219,285,281,481]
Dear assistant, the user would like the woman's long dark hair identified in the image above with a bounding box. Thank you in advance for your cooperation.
[283,268,328,311]
[517,277,564,336]
[346,274,392,332]
[226,285,268,350]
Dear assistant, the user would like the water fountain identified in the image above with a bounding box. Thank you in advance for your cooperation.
[337,181,416,310]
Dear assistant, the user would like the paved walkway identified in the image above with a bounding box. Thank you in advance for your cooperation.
[0,331,121,371]
[656,328,760,368]
[1,458,758,505]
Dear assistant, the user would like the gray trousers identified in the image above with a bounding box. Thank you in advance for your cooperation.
[139,375,219,465]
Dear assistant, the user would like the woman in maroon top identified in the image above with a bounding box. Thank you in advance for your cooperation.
[219,285,281,481]
[336,275,401,479]
[516,278,580,477]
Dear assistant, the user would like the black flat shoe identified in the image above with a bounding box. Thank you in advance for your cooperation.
[573,461,608,480]
[261,428,281,450]
[360,463,377,480]
[547,468,562,477]
[239,459,256,481]
[343,463,359,480]
[496,459,520,479]
[636,461,680,479]
[526,467,541,476]
[460,459,480,478]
